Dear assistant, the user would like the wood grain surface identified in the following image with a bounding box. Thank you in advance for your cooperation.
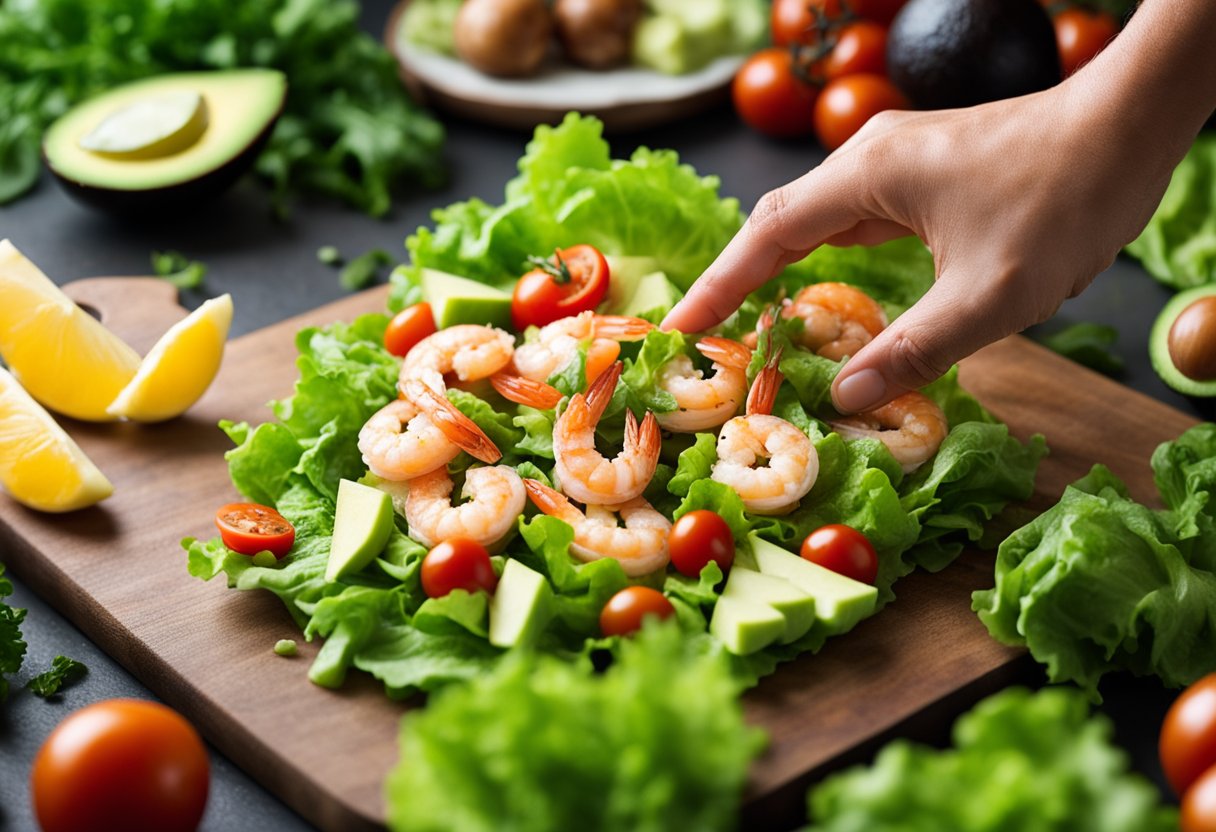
[0,280,1197,831]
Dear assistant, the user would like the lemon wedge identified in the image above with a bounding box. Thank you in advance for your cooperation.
[0,239,142,422]
[0,366,113,512]
[106,294,233,422]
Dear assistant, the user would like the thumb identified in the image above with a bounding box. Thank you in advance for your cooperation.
[829,272,1025,413]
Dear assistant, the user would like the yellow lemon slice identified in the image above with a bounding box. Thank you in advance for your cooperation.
[0,366,113,512]
[0,239,142,422]
[106,294,233,422]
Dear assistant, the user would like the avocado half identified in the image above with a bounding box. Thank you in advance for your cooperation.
[1150,283,1216,397]
[43,69,287,214]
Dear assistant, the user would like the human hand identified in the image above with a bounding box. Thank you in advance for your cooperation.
[662,0,1216,413]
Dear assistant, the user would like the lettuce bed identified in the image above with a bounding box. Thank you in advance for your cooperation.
[183,114,1045,696]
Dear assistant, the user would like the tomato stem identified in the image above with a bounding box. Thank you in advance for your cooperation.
[527,251,573,285]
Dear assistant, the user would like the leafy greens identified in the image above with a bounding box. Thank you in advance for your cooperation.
[0,0,443,215]
[974,423,1216,699]
[0,564,27,702]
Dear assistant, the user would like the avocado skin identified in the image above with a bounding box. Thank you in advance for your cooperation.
[44,116,278,216]
[887,0,1060,110]
[1151,283,1216,398]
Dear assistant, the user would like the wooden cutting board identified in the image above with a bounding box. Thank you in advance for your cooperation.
[0,279,1197,832]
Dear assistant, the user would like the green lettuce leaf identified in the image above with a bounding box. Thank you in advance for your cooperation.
[385,621,764,832]
[974,424,1216,698]
[1125,135,1216,290]
[668,433,718,498]
[806,686,1177,832]
[773,237,936,318]
[26,655,87,698]
[1034,322,1125,376]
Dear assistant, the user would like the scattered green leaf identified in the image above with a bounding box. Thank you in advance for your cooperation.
[26,655,87,698]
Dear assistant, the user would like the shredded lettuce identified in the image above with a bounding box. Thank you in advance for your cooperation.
[974,424,1216,699]
[805,686,1177,832]
[385,621,765,832]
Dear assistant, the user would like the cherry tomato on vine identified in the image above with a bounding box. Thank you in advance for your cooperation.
[421,538,498,598]
[733,48,819,138]
[772,0,906,45]
[215,503,295,558]
[1053,6,1118,77]
[31,699,210,832]
[669,510,735,577]
[1161,674,1216,796]
[599,586,675,637]
[511,244,610,331]
[384,302,437,357]
[800,524,878,584]
[813,73,909,152]
[823,21,888,80]
[1183,765,1216,832]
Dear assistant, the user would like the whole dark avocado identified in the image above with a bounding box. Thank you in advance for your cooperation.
[887,0,1060,110]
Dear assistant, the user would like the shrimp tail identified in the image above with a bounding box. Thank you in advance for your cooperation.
[404,380,503,464]
[491,373,563,410]
[696,337,752,370]
[522,477,573,517]
[583,360,623,421]
[746,348,784,416]
[592,315,655,341]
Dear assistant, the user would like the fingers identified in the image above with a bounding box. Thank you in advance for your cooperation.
[829,268,1040,413]
[662,162,875,333]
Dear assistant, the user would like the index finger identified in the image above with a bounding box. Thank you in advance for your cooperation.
[661,163,869,333]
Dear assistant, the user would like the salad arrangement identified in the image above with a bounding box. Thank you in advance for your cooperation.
[183,114,1045,694]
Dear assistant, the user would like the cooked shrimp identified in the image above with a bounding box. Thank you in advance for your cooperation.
[512,312,653,387]
[490,373,563,410]
[552,361,660,506]
[829,391,948,473]
[358,399,464,481]
[711,354,818,515]
[402,379,502,465]
[655,337,752,433]
[399,325,515,394]
[404,465,526,549]
[522,479,670,577]
[746,283,887,360]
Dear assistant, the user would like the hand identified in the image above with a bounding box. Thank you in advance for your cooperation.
[663,0,1216,413]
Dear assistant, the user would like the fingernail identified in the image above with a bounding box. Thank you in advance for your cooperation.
[833,369,886,413]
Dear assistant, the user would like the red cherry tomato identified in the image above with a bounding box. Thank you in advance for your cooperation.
[1183,765,1216,832]
[421,538,497,598]
[31,699,210,832]
[772,0,906,45]
[823,21,888,80]
[384,302,437,357]
[800,524,878,584]
[733,48,819,138]
[1053,7,1118,77]
[599,586,675,637]
[668,510,735,577]
[813,73,909,152]
[215,503,295,558]
[1161,674,1216,796]
[511,244,610,331]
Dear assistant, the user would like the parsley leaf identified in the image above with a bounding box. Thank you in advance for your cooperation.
[0,564,28,702]
[26,655,88,698]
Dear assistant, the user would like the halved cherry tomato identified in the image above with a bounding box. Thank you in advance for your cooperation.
[599,586,675,637]
[813,73,908,152]
[215,503,295,558]
[1183,765,1216,832]
[801,523,878,584]
[733,48,819,138]
[1161,674,1216,796]
[823,21,888,80]
[31,699,210,832]
[669,510,735,577]
[421,538,497,598]
[511,244,610,331]
[1053,6,1118,77]
[384,302,437,357]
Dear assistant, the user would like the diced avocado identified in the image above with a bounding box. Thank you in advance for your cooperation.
[749,533,878,635]
[720,567,816,644]
[709,594,787,655]
[633,16,689,75]
[325,479,395,582]
[623,272,680,320]
[419,268,514,330]
[635,0,733,74]
[488,559,555,648]
[604,256,660,308]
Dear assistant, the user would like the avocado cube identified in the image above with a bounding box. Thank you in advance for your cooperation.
[418,268,513,330]
[325,479,395,582]
[489,558,554,648]
[721,567,816,644]
[749,533,878,635]
[709,594,787,656]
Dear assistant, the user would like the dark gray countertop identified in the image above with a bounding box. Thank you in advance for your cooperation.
[0,2,1202,828]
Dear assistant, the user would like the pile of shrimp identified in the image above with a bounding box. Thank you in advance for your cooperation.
[353,283,948,580]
